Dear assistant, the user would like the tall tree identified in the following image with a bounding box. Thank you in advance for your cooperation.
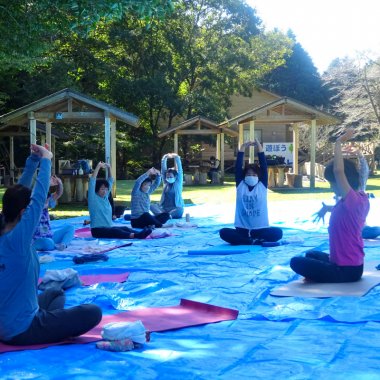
[260,30,327,107]
[92,0,291,161]
[0,0,175,70]
[322,56,380,141]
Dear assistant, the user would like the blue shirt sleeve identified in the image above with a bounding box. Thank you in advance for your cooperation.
[12,158,51,255]
[258,152,268,188]
[17,154,41,188]
[235,151,245,187]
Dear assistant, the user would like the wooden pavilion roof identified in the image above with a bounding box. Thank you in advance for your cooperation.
[0,88,138,128]
[219,97,340,129]
[158,115,238,138]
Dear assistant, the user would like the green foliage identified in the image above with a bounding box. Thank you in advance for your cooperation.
[260,30,328,107]
[0,0,175,70]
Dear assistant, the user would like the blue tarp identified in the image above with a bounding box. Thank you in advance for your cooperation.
[1,198,380,379]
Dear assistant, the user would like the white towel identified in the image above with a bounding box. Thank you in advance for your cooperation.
[42,268,78,282]
[101,320,146,343]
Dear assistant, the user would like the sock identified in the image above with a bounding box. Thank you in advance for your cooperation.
[134,228,152,239]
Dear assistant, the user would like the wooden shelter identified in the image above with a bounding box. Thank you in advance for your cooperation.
[158,115,238,174]
[220,96,340,188]
[159,91,340,188]
[0,88,138,184]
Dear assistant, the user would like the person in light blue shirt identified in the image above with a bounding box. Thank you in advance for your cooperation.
[88,161,151,239]
[151,153,184,219]
[0,144,102,345]
[131,167,171,228]
[33,175,75,251]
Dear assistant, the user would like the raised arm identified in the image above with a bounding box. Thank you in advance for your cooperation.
[51,175,63,201]
[132,169,152,195]
[149,168,162,193]
[104,162,112,180]
[92,161,106,179]
[14,145,53,252]
[17,151,41,188]
[334,128,355,198]
[161,154,169,177]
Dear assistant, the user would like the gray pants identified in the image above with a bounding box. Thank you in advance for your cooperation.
[4,288,102,345]
[150,204,184,219]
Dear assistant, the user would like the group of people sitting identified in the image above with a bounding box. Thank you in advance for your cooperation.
[0,127,377,347]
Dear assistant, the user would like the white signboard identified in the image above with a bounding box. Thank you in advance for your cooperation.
[263,143,293,165]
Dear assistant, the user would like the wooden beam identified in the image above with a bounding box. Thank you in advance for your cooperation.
[176,130,219,135]
[34,111,104,120]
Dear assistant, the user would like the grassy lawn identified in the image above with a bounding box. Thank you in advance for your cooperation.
[2,174,380,219]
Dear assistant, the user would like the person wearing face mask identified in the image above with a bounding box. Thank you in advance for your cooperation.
[219,139,282,245]
[130,167,171,228]
[150,153,184,219]
[88,162,152,240]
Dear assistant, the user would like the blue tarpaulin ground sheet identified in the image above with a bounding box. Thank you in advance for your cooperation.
[1,198,380,379]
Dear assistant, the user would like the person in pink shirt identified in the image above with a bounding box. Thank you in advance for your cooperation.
[290,128,370,282]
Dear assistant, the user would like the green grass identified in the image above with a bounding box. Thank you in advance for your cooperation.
[2,174,380,219]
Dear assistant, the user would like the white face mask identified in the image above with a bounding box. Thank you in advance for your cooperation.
[245,176,258,187]
[166,177,176,184]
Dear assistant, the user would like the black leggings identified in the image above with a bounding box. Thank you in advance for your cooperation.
[131,212,170,228]
[4,288,102,345]
[91,226,135,239]
[219,226,283,245]
[290,251,363,283]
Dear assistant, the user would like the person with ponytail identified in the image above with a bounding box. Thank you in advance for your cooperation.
[219,139,282,245]
[0,145,102,345]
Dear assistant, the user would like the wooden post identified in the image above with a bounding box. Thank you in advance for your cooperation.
[104,112,111,164]
[249,120,255,163]
[238,123,243,148]
[310,119,317,189]
[46,121,52,148]
[9,137,15,184]
[292,124,299,175]
[28,112,36,144]
[174,133,178,153]
[110,118,117,197]
[220,132,225,175]
[52,136,56,175]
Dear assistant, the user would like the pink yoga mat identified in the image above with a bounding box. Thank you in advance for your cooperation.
[80,272,130,286]
[74,227,92,238]
[0,299,238,353]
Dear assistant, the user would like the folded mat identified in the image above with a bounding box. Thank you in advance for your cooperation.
[271,261,380,298]
[0,299,238,353]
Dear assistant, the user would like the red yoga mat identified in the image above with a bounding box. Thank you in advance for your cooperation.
[0,299,238,353]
